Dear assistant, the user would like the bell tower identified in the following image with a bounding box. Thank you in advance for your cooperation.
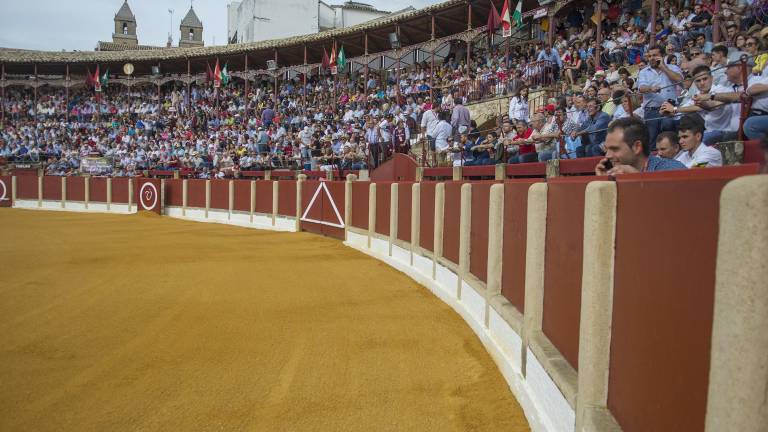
[112,0,138,46]
[179,6,204,48]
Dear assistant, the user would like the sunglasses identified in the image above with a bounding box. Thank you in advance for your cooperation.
[746,42,756,46]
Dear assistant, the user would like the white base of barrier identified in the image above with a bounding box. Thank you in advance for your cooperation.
[164,207,297,232]
[13,200,134,214]
[344,230,573,432]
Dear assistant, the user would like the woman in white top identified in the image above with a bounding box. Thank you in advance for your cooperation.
[508,86,530,123]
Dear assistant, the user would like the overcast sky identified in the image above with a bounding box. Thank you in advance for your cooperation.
[0,0,444,52]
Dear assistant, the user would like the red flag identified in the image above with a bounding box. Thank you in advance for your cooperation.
[500,0,512,36]
[329,44,337,66]
[213,58,221,87]
[322,47,330,69]
[93,65,102,92]
[85,67,93,87]
[206,62,213,82]
[487,0,502,38]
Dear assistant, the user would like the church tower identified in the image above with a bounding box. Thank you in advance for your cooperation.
[179,7,204,48]
[112,0,138,46]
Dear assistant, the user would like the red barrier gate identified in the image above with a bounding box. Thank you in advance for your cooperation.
[67,176,86,202]
[300,180,345,240]
[135,178,161,214]
[0,176,11,207]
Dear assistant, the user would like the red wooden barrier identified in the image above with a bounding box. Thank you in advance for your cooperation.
[276,180,296,217]
[375,183,391,237]
[66,176,85,201]
[110,178,130,203]
[469,182,492,283]
[187,179,206,208]
[164,179,183,207]
[500,180,542,312]
[397,182,414,243]
[209,180,229,210]
[42,176,61,201]
[419,182,436,253]
[16,175,38,199]
[541,177,594,371]
[90,177,107,203]
[350,182,369,230]
[422,167,452,179]
[462,166,496,178]
[255,181,273,214]
[559,157,602,175]
[232,180,250,212]
[506,162,546,178]
[442,181,462,265]
[301,180,346,239]
[607,174,740,432]
[0,175,11,207]
[301,180,323,236]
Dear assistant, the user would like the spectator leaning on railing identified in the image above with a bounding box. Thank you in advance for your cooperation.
[595,116,686,175]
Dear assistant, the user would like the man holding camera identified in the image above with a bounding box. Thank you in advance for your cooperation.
[638,46,683,147]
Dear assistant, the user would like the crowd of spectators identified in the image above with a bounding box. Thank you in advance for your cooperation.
[1,0,767,177]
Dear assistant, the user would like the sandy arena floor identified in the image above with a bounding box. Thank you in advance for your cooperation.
[0,209,529,431]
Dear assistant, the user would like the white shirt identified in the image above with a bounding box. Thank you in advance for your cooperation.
[682,84,738,131]
[637,64,683,108]
[675,142,723,168]
[746,74,768,112]
[433,120,453,151]
[508,97,529,122]
[420,109,439,137]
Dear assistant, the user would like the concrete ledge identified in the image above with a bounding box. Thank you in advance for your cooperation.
[13,199,134,214]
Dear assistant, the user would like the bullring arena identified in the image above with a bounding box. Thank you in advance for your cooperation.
[2,0,768,429]
[1,166,767,431]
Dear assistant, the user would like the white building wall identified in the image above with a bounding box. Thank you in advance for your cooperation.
[339,8,388,28]
[228,0,391,44]
[318,2,336,30]
[229,0,319,43]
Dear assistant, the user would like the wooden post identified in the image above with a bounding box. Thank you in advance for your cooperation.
[363,32,369,94]
[302,45,308,113]
[244,54,249,123]
[712,0,721,43]
[396,25,401,100]
[64,64,69,121]
[547,12,555,47]
[649,0,657,48]
[430,14,436,102]
[596,0,604,54]
[187,58,191,112]
[273,49,279,105]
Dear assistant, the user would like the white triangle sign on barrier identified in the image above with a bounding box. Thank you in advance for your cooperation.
[300,181,344,228]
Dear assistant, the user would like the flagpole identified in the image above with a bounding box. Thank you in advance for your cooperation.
[216,57,219,111]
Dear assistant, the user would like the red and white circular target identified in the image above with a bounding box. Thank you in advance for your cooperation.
[139,181,159,212]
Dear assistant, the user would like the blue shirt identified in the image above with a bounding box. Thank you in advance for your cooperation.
[537,49,563,68]
[646,155,687,172]
[578,111,611,147]
[637,64,682,108]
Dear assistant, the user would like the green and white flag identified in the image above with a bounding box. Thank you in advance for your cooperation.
[337,46,346,73]
[513,0,523,28]
[221,64,230,86]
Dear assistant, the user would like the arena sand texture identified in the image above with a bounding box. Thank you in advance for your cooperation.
[0,209,529,432]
